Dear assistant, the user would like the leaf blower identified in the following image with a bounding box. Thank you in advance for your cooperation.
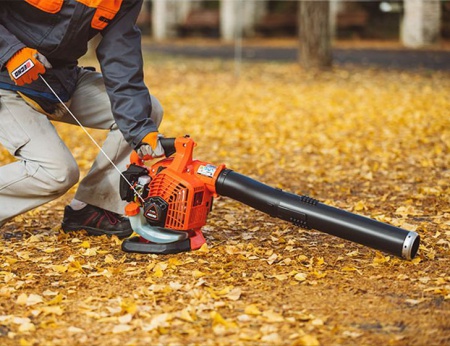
[119,136,420,260]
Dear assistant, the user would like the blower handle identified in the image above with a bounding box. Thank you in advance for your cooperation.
[160,137,177,157]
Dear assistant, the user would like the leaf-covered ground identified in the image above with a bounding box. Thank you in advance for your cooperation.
[1,51,449,346]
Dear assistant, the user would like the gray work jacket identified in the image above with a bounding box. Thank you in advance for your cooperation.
[0,0,156,149]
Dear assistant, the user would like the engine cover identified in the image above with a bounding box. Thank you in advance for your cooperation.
[143,197,168,227]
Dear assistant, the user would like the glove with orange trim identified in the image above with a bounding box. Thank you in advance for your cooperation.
[136,132,165,160]
[6,47,52,86]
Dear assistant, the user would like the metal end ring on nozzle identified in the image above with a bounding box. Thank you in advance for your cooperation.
[402,231,420,260]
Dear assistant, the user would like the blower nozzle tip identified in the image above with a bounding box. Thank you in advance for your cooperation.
[402,231,420,260]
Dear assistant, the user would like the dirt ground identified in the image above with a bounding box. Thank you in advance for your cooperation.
[0,51,449,346]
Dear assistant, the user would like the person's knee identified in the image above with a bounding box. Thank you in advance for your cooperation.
[53,159,79,195]
[59,160,80,192]
[34,157,80,196]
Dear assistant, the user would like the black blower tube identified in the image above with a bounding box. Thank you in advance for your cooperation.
[216,169,420,260]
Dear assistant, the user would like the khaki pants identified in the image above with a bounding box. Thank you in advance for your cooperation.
[0,69,163,224]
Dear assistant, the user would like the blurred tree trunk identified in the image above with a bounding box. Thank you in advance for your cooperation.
[299,1,332,70]
[401,0,441,48]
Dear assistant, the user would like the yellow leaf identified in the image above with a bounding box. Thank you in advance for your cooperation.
[168,258,183,266]
[178,308,196,322]
[346,250,359,257]
[42,290,58,296]
[244,304,262,316]
[373,254,391,264]
[68,261,84,273]
[297,255,308,262]
[296,334,320,346]
[19,294,43,306]
[267,253,278,265]
[16,293,28,305]
[153,268,164,278]
[273,274,288,281]
[225,287,242,301]
[142,313,172,332]
[252,272,265,280]
[239,330,262,341]
[112,324,132,334]
[169,281,184,291]
[198,243,209,253]
[311,318,324,326]
[51,265,68,273]
[215,286,231,295]
[121,300,138,315]
[210,311,236,328]
[118,314,133,324]
[27,235,40,243]
[19,338,33,346]
[12,317,31,324]
[262,333,281,343]
[47,293,63,305]
[262,309,284,322]
[18,322,36,333]
[104,254,116,263]
[5,257,18,265]
[192,269,207,278]
[354,201,366,211]
[411,257,421,265]
[315,257,325,266]
[83,248,97,256]
[67,326,84,334]
[153,262,167,278]
[294,273,308,282]
[41,306,64,316]
[312,270,327,279]
[81,240,91,248]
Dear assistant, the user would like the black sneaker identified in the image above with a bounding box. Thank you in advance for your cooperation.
[61,204,133,239]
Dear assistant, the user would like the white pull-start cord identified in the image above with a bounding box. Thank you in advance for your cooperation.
[39,74,145,204]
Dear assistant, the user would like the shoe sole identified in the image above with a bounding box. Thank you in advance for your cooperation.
[61,223,132,239]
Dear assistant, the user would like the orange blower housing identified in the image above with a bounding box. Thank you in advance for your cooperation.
[121,136,225,254]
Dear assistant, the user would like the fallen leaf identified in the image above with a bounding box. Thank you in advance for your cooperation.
[225,287,242,301]
[112,324,132,334]
[244,304,262,315]
[262,310,284,323]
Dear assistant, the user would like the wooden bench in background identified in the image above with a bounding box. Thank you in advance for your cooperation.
[177,9,220,38]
